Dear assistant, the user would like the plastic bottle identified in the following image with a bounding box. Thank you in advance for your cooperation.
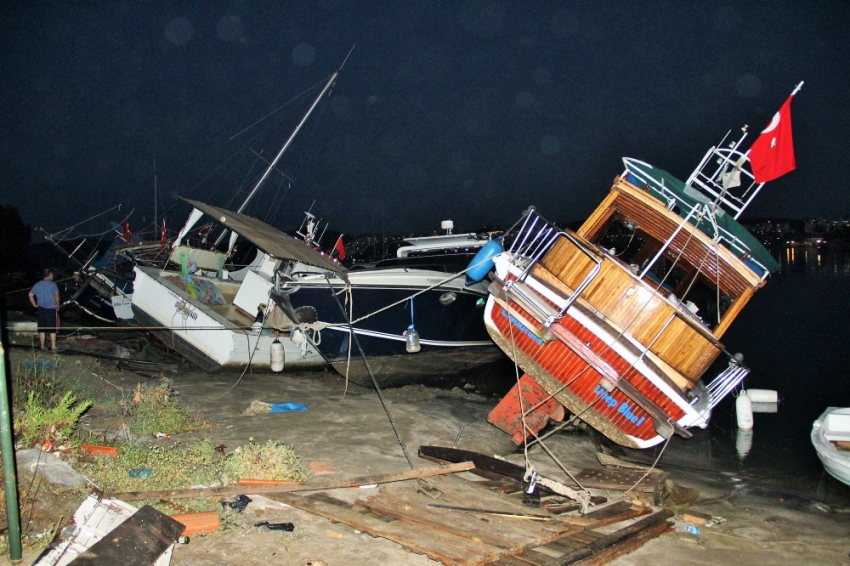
[405,325,421,353]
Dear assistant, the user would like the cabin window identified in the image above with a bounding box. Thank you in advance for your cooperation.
[589,214,736,330]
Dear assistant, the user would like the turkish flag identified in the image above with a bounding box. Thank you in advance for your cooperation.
[333,235,346,261]
[749,95,796,183]
[123,219,131,243]
[160,219,167,249]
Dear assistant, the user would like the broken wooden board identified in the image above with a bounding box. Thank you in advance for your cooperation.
[418,446,605,505]
[571,468,668,493]
[34,496,173,566]
[542,509,674,565]
[269,473,653,566]
[69,505,184,566]
[108,461,473,500]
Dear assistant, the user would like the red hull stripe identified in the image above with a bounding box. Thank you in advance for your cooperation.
[489,298,687,441]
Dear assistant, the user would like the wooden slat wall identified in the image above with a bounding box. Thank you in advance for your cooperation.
[538,238,720,381]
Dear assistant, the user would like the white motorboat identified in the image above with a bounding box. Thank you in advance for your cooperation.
[811,407,850,487]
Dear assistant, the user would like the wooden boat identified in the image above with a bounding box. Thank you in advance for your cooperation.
[482,118,794,449]
[811,408,850,487]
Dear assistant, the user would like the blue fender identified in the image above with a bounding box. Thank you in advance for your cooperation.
[465,238,503,285]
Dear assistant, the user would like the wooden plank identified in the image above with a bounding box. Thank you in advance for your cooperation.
[358,499,522,549]
[70,505,184,566]
[542,509,673,565]
[493,555,548,566]
[363,477,589,562]
[271,492,494,565]
[595,453,650,471]
[566,500,632,526]
[571,469,668,493]
[418,447,604,506]
[579,505,648,529]
[572,520,671,566]
[108,461,474,501]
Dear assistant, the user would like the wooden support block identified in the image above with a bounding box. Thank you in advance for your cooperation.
[172,511,221,535]
[683,510,712,525]
[834,441,850,451]
[488,374,565,445]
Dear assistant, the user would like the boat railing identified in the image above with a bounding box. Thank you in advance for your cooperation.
[508,207,604,321]
[698,359,749,411]
[622,158,771,277]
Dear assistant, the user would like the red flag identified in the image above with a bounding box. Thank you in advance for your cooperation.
[122,219,131,243]
[160,219,167,249]
[749,95,796,183]
[333,235,346,261]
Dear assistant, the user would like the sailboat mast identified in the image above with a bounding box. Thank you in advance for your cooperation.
[153,158,159,231]
[237,71,338,215]
[213,70,339,249]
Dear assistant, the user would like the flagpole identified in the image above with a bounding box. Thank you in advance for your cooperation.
[791,81,804,96]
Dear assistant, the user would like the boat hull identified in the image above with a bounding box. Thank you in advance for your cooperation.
[282,268,502,387]
[132,267,326,372]
[812,408,850,487]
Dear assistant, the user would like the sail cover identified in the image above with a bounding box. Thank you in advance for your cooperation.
[181,198,345,273]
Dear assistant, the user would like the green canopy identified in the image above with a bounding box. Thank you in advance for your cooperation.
[623,160,779,275]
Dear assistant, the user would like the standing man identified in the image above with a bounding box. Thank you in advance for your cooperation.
[28,268,60,351]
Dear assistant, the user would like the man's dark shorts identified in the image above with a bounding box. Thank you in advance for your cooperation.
[37,307,57,332]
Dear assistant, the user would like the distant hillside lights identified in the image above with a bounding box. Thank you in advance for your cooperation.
[739,217,850,246]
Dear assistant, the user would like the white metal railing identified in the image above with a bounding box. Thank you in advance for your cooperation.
[702,363,749,410]
[507,207,603,321]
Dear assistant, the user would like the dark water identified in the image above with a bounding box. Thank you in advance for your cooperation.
[642,243,850,503]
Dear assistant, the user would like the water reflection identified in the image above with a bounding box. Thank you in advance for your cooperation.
[774,243,850,276]
[628,243,850,505]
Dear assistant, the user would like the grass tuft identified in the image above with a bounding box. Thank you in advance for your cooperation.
[14,391,91,448]
[223,438,309,482]
[121,378,208,435]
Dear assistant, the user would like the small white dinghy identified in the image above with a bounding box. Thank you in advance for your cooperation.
[811,407,850,487]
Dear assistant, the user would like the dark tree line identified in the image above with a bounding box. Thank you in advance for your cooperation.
[0,204,31,275]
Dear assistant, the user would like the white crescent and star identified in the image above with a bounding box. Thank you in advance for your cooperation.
[761,111,781,134]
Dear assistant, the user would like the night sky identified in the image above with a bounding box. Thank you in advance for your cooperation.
[2,1,848,240]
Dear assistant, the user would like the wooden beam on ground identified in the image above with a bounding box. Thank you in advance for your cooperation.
[571,520,671,565]
[595,453,651,471]
[107,461,474,501]
[571,468,668,493]
[543,509,673,565]
[418,446,606,505]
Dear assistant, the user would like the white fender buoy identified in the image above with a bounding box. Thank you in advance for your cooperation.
[736,428,753,460]
[742,389,778,403]
[751,402,778,414]
[736,391,754,430]
[270,339,285,373]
